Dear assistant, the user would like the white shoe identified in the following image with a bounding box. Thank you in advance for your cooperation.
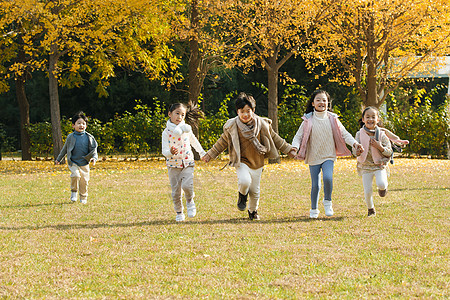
[310,209,320,219]
[186,201,196,218]
[176,213,185,222]
[323,200,334,216]
[80,199,87,204]
[70,192,77,202]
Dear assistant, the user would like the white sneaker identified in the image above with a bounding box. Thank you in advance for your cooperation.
[176,213,185,222]
[80,199,87,204]
[310,209,320,219]
[70,192,77,202]
[186,201,196,218]
[323,200,334,216]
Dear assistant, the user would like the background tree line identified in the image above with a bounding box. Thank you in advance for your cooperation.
[0,0,449,160]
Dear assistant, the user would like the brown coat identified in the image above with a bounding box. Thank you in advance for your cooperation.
[206,116,293,168]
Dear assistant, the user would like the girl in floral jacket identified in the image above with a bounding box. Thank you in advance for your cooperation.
[162,103,206,222]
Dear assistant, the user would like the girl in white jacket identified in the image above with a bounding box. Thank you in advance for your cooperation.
[161,103,206,222]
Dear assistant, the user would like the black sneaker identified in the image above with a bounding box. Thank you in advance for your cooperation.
[368,208,376,216]
[248,210,260,220]
[237,192,248,211]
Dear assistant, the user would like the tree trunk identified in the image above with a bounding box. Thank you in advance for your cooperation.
[15,74,32,160]
[188,0,203,160]
[49,51,63,160]
[365,17,379,108]
[267,58,280,163]
[15,44,32,160]
[267,65,279,133]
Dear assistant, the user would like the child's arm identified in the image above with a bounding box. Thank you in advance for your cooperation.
[88,134,98,165]
[381,128,409,146]
[161,130,172,158]
[269,127,293,155]
[55,136,70,164]
[291,123,304,150]
[370,134,393,157]
[203,132,229,162]
[189,132,206,158]
[352,131,363,156]
[336,119,364,153]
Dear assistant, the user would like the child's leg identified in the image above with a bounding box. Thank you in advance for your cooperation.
[168,167,183,213]
[374,169,388,192]
[362,172,375,209]
[236,163,252,196]
[78,165,90,200]
[68,164,81,193]
[322,160,334,201]
[180,166,195,201]
[247,167,263,213]
[309,164,322,209]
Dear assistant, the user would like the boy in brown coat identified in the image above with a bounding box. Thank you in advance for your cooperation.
[202,92,297,220]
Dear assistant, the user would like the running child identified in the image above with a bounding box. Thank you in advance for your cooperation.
[353,106,393,216]
[162,103,206,222]
[55,111,98,204]
[202,92,297,220]
[292,89,363,218]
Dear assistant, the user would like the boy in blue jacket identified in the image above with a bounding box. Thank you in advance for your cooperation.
[55,112,98,204]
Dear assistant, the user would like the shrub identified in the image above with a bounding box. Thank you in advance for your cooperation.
[386,87,449,158]
[278,84,308,142]
[24,88,449,158]
[0,123,16,160]
[199,92,234,150]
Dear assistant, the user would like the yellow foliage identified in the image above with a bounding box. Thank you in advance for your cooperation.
[0,0,179,91]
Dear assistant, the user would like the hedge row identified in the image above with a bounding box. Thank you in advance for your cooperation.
[25,94,450,159]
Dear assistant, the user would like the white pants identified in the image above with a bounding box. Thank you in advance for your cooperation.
[68,164,90,200]
[168,166,195,213]
[362,169,388,209]
[236,163,263,212]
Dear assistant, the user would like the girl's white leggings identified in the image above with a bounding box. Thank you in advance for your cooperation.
[362,169,388,209]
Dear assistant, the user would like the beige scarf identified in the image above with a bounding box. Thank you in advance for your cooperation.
[236,115,267,155]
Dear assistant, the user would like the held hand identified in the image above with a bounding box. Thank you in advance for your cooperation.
[353,143,364,156]
[201,154,211,163]
[170,146,178,155]
[288,148,298,158]
[393,139,409,146]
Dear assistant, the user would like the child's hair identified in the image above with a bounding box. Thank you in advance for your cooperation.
[72,111,88,124]
[168,102,204,129]
[168,103,187,113]
[305,89,332,114]
[235,92,256,111]
[358,106,383,127]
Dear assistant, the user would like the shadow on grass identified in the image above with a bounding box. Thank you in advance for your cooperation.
[0,202,72,209]
[0,216,345,231]
[390,187,449,191]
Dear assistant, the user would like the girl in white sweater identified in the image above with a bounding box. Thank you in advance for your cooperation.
[292,90,363,218]
[162,103,206,222]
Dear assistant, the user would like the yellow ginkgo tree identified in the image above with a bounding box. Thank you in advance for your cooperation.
[208,0,336,135]
[308,0,450,108]
[0,0,179,159]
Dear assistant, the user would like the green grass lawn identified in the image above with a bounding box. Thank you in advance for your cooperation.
[0,158,448,298]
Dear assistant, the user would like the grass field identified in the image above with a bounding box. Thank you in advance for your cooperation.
[0,158,448,299]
